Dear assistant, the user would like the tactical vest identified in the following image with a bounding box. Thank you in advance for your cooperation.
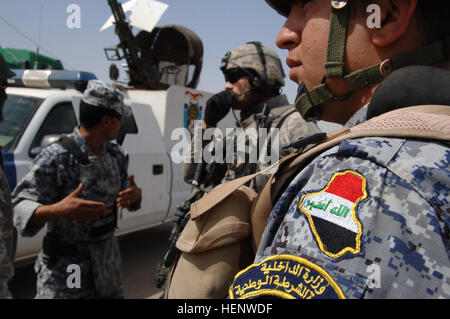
[42,136,121,267]
[222,100,297,184]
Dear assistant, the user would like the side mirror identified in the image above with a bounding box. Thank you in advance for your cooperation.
[29,134,62,158]
[29,147,42,159]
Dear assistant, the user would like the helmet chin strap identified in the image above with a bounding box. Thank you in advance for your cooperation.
[295,0,450,122]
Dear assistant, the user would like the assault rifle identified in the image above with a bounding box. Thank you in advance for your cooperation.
[154,106,273,290]
[154,135,229,290]
[104,0,159,88]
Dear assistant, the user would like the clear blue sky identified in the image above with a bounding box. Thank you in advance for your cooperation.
[0,1,299,98]
[0,0,340,130]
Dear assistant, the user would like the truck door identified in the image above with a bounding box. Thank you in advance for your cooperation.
[12,99,78,261]
[116,102,171,235]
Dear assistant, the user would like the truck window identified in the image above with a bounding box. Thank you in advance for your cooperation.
[0,94,43,152]
[30,102,78,151]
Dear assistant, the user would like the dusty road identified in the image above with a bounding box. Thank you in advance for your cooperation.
[9,223,173,299]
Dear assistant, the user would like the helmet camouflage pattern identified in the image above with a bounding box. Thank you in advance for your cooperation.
[220,42,285,89]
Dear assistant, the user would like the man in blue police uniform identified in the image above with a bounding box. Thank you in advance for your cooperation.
[229,0,450,298]
[0,54,16,299]
[12,80,142,299]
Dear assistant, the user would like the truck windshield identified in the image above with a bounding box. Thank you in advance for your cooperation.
[0,94,43,152]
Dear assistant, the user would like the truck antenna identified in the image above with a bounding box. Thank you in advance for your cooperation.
[35,4,44,69]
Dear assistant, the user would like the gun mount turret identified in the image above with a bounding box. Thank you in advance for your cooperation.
[104,0,203,90]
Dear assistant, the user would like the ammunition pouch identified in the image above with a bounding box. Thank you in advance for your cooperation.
[89,207,118,239]
[42,211,117,267]
[166,185,256,299]
[42,233,78,267]
[89,219,116,239]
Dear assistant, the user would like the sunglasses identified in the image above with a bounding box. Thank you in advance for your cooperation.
[224,69,248,83]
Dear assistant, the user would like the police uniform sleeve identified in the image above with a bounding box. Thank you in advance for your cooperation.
[0,171,14,299]
[12,147,62,237]
[252,137,449,299]
[0,236,13,298]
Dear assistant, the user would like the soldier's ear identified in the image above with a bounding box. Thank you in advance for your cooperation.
[101,115,111,127]
[369,0,418,48]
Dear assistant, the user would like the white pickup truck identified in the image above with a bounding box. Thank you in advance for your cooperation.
[3,69,234,263]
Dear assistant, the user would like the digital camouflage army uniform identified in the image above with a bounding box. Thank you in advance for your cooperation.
[221,42,320,188]
[184,42,321,191]
[0,53,16,299]
[233,99,321,191]
[232,104,449,299]
[184,95,321,191]
[0,166,14,299]
[12,127,138,299]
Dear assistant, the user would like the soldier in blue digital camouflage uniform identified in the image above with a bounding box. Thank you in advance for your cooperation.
[12,80,142,299]
[229,0,450,298]
[0,54,16,299]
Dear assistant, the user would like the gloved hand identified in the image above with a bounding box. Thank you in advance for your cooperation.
[203,90,236,127]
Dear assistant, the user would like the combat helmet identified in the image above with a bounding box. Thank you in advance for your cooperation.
[266,0,450,121]
[220,41,285,91]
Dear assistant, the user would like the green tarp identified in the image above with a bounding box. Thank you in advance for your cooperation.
[0,46,63,70]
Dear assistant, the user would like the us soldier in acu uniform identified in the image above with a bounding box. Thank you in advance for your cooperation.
[0,54,16,299]
[183,42,320,191]
[227,0,450,298]
[160,42,320,294]
[12,80,142,299]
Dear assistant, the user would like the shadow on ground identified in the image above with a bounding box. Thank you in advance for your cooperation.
[9,223,173,299]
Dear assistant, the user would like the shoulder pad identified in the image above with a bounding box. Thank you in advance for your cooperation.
[368,66,450,119]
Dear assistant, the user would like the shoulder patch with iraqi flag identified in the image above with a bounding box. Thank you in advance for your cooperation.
[229,254,346,299]
[298,170,368,260]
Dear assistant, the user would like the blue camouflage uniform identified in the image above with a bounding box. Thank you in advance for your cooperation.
[0,53,16,299]
[230,105,449,299]
[0,165,14,299]
[12,127,139,299]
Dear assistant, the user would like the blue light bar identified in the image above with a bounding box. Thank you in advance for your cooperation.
[7,69,97,91]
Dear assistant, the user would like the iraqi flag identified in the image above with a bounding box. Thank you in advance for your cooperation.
[298,170,368,259]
